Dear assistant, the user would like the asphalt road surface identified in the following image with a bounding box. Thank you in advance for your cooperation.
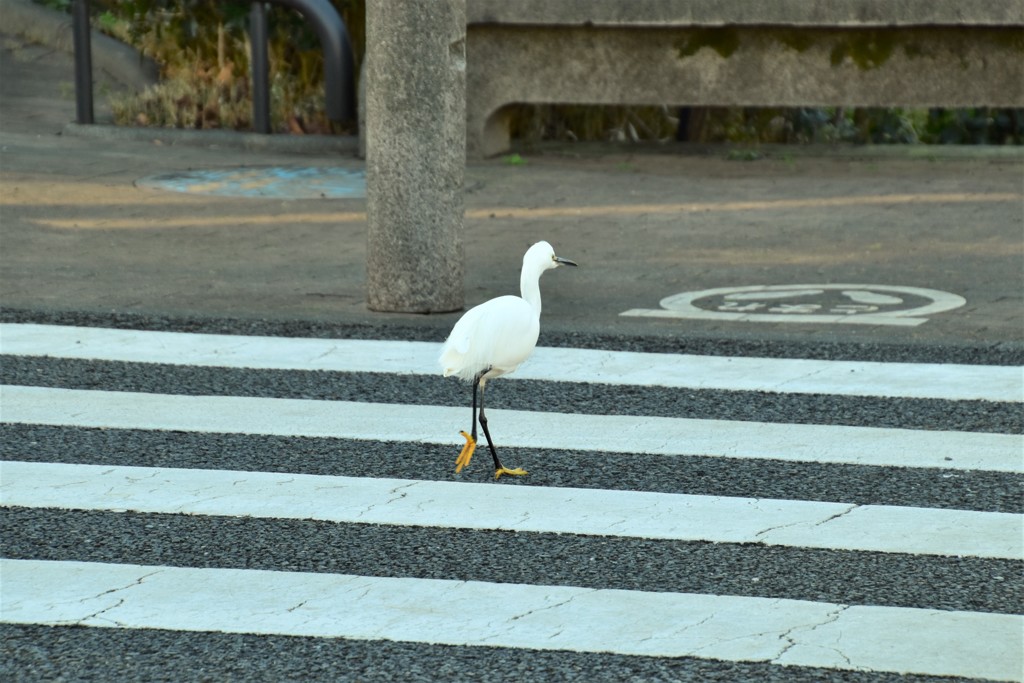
[2,11,1022,681]
[1,314,1021,683]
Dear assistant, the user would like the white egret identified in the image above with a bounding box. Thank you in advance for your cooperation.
[439,240,577,479]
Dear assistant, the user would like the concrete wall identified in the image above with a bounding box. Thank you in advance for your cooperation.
[467,0,1024,27]
[464,0,1024,156]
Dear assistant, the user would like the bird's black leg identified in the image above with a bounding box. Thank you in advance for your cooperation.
[454,371,485,473]
[469,373,481,442]
[477,382,499,466]
[478,380,528,480]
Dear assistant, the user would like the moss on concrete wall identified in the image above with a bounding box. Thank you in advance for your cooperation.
[675,27,1024,72]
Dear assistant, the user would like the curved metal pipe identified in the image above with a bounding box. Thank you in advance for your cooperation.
[265,0,356,123]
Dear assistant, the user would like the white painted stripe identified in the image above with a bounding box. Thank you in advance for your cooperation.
[3,461,1020,559]
[622,306,929,326]
[2,323,1019,402]
[2,385,1020,473]
[2,559,1020,681]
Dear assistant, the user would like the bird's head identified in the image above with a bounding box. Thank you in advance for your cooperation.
[527,240,578,272]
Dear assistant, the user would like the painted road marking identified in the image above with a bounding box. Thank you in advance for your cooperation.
[2,559,1020,681]
[622,284,968,326]
[3,386,1020,472]
[28,211,368,231]
[2,461,1019,558]
[5,189,1018,209]
[470,192,1024,220]
[136,167,366,199]
[3,323,1020,402]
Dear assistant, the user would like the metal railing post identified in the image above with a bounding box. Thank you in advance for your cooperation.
[71,0,94,124]
[249,2,271,133]
[266,0,355,123]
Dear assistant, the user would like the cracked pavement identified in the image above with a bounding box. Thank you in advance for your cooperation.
[11,555,1012,679]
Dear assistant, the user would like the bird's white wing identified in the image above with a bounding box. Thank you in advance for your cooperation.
[439,301,489,378]
[439,296,538,381]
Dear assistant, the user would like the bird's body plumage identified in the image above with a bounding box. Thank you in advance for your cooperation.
[439,240,576,478]
[439,294,539,383]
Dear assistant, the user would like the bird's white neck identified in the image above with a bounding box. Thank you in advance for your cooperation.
[520,261,544,315]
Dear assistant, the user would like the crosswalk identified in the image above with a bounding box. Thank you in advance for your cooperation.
[2,322,1022,682]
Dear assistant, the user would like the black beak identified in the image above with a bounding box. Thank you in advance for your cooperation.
[554,256,578,267]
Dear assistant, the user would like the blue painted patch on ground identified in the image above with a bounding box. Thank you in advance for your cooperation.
[137,167,366,199]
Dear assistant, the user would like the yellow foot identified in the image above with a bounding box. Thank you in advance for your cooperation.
[494,466,528,480]
[455,431,476,473]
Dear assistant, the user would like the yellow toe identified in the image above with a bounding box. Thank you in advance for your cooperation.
[455,431,476,473]
[494,466,528,480]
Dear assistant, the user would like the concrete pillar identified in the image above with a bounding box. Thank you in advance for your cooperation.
[365,0,466,313]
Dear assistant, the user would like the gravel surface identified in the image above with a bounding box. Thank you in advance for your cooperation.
[3,507,1018,615]
[1,623,984,683]
[2,309,1020,683]
[3,356,1020,435]
[4,307,1023,364]
[3,424,1020,512]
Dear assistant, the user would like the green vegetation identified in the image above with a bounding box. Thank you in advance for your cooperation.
[512,105,1022,146]
[84,0,364,133]
[53,1,1023,144]
[829,31,896,70]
